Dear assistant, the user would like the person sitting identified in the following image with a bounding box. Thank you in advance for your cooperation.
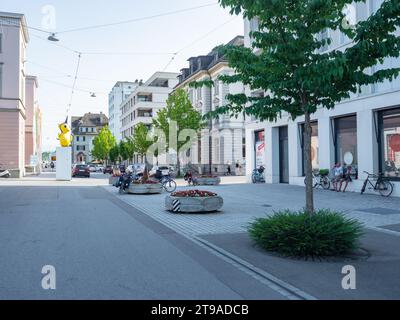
[184,171,193,185]
[331,163,344,192]
[339,166,353,193]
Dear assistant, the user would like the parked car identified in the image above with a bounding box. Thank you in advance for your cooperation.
[103,165,113,174]
[150,166,171,176]
[127,164,146,175]
[72,164,90,178]
[96,165,104,172]
[88,164,97,172]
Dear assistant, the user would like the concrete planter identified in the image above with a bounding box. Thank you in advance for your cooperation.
[109,176,119,185]
[165,195,223,213]
[196,177,221,186]
[128,183,163,194]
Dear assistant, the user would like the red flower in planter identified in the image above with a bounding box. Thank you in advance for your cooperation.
[133,179,160,185]
[171,190,217,197]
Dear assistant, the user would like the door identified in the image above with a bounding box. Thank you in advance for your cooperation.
[279,126,289,183]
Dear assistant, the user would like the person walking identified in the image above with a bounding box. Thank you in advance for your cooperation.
[50,162,55,172]
[235,161,240,176]
[226,162,232,176]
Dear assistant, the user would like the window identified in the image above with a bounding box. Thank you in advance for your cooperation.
[378,107,400,179]
[301,122,319,176]
[197,87,202,100]
[214,138,220,164]
[83,136,86,142]
[334,115,358,177]
[249,18,259,33]
[370,0,384,14]
[76,136,80,142]
[318,29,330,52]
[214,80,219,96]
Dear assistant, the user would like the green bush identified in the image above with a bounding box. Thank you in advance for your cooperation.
[248,209,364,259]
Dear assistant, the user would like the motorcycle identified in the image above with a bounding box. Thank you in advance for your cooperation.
[252,166,265,183]
[114,171,141,194]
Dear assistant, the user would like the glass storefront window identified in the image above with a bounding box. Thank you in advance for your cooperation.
[334,115,358,177]
[379,107,400,179]
[301,122,319,175]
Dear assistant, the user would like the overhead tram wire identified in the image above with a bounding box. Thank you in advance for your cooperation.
[3,2,218,38]
[66,52,82,117]
[55,2,218,34]
[161,16,239,72]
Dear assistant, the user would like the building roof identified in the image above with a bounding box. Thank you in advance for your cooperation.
[0,11,30,43]
[176,35,244,87]
[71,113,109,134]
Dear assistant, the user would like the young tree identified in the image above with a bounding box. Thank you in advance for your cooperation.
[91,126,116,163]
[130,123,156,179]
[152,88,204,175]
[118,139,132,162]
[198,0,400,213]
[109,145,120,164]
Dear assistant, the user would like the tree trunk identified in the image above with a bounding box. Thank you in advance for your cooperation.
[143,155,149,181]
[304,111,315,214]
[177,154,181,177]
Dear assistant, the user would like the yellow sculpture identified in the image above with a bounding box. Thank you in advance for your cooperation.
[58,117,73,147]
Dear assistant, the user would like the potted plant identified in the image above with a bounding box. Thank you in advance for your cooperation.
[165,189,223,213]
[128,178,163,195]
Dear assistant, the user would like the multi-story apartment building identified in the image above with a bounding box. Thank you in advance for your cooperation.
[244,0,400,196]
[108,81,137,142]
[120,71,178,139]
[25,75,42,173]
[0,12,31,177]
[71,112,109,164]
[174,36,246,175]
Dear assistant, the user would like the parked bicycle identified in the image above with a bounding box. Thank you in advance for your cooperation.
[304,170,330,190]
[361,171,394,197]
[159,175,177,193]
[252,166,265,184]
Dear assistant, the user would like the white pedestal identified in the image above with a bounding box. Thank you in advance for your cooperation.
[56,147,72,181]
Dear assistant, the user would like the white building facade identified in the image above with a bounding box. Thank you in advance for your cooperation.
[120,72,178,162]
[108,81,136,142]
[244,0,400,196]
[174,36,246,175]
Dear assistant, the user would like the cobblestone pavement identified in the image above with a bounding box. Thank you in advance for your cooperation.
[104,181,400,237]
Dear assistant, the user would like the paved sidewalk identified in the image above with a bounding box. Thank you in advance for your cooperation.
[200,231,400,300]
[103,182,400,300]
[104,182,400,237]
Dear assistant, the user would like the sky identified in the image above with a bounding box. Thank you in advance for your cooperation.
[1,0,244,152]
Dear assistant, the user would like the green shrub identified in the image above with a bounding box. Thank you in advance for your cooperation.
[248,209,364,259]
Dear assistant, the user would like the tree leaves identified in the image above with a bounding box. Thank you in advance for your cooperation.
[91,126,116,162]
[206,0,400,121]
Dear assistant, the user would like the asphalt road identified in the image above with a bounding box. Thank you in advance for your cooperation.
[0,181,285,300]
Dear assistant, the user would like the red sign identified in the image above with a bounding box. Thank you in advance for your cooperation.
[390,134,400,152]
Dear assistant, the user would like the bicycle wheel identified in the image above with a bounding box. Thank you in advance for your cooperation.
[304,177,317,189]
[321,177,331,190]
[378,181,393,197]
[163,179,177,193]
[252,174,257,184]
